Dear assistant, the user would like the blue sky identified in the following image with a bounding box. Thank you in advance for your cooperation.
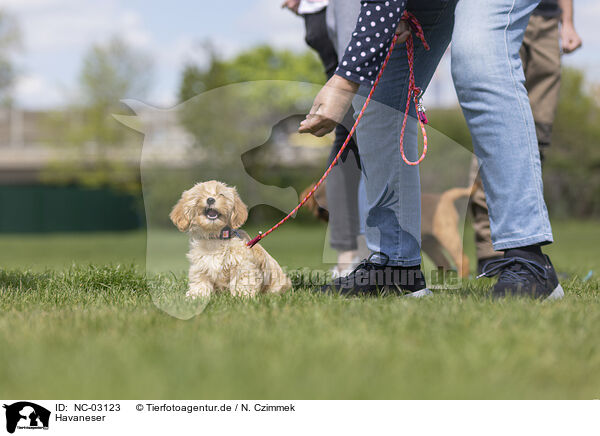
[5,0,600,109]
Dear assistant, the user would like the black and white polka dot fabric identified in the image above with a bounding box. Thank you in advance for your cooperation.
[336,0,407,85]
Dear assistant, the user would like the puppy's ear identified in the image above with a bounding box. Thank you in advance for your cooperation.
[170,195,191,232]
[230,188,248,229]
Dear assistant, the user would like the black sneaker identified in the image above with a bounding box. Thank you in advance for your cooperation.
[477,255,502,275]
[319,253,432,298]
[479,255,564,300]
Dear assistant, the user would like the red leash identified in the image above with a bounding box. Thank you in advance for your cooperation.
[248,11,429,248]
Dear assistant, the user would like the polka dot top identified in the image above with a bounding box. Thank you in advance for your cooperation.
[336,0,407,85]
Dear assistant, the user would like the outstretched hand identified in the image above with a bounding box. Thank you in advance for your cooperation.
[298,17,412,136]
[298,75,359,137]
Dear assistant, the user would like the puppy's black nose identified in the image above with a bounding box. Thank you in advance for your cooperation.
[206,197,215,206]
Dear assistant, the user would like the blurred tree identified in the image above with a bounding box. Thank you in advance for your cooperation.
[43,37,153,194]
[0,10,20,106]
[545,68,600,217]
[179,44,325,101]
[177,44,324,159]
[80,38,153,107]
[428,107,472,152]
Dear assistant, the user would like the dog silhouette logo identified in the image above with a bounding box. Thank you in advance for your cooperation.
[2,402,50,434]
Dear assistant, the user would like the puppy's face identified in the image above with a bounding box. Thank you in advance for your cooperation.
[170,181,248,235]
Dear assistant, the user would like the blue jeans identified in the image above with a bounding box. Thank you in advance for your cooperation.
[353,0,552,266]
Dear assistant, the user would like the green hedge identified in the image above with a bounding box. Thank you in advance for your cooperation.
[0,185,143,233]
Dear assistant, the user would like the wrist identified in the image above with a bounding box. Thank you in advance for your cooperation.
[561,20,575,29]
[331,73,360,92]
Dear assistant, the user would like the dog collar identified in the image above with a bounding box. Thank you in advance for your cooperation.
[216,227,241,240]
[197,227,247,241]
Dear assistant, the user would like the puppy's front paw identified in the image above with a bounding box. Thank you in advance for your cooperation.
[230,287,258,298]
[186,286,212,300]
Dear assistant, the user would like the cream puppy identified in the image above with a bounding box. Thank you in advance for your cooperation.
[170,181,292,298]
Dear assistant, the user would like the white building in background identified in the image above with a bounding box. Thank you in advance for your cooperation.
[0,106,330,183]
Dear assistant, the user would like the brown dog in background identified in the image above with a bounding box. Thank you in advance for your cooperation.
[302,182,472,277]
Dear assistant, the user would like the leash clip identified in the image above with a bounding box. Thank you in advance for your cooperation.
[247,231,263,248]
[415,89,428,125]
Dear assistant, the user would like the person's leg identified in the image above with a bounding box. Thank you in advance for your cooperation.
[326,0,362,60]
[469,12,561,272]
[469,13,533,270]
[355,0,458,267]
[452,0,562,299]
[308,3,363,270]
[304,9,339,77]
[452,0,553,252]
[468,158,502,272]
[319,0,457,296]
[522,14,561,159]
[325,134,361,254]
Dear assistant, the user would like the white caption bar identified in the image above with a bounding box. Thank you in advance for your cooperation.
[1,400,598,435]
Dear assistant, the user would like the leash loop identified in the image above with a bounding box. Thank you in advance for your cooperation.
[248,12,429,248]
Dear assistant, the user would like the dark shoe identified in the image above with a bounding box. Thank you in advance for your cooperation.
[319,253,431,297]
[479,255,564,300]
[477,255,502,275]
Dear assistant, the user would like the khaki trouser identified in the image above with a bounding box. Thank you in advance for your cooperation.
[470,14,561,261]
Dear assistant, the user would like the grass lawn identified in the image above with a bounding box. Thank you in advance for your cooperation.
[0,220,598,399]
